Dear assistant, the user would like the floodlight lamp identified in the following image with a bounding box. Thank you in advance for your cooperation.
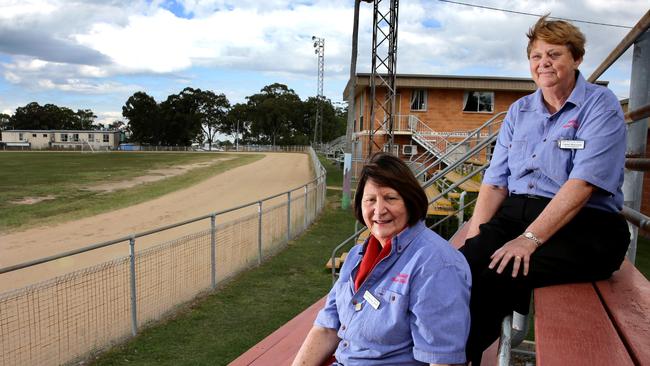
[312,36,316,40]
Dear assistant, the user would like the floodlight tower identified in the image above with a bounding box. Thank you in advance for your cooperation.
[312,36,325,146]
[367,0,399,157]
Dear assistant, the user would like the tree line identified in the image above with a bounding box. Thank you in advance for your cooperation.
[0,103,102,131]
[1,83,347,147]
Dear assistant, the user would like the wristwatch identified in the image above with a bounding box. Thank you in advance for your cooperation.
[521,231,543,247]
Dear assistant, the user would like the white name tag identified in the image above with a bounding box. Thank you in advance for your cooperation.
[363,290,381,310]
[558,140,585,149]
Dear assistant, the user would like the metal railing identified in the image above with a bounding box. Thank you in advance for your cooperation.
[0,147,326,366]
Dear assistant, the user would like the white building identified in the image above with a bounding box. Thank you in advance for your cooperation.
[0,130,121,150]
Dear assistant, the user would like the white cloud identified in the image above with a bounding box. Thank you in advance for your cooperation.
[0,0,647,111]
[0,0,57,20]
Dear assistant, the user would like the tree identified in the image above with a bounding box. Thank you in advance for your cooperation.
[122,92,161,144]
[246,83,303,146]
[109,120,126,131]
[0,113,11,130]
[302,97,347,143]
[75,109,97,130]
[225,103,252,145]
[159,87,204,146]
[9,102,96,130]
[198,90,230,150]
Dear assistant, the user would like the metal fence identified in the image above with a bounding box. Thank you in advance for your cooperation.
[0,147,327,366]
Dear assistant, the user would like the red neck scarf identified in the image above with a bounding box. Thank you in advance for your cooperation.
[354,235,392,291]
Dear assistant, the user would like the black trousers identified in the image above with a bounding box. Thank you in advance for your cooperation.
[459,195,630,365]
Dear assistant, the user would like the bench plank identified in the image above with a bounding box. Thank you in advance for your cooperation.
[228,298,326,366]
[534,282,634,366]
[595,260,650,365]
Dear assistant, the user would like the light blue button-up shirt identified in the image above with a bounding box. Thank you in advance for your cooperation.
[314,221,471,365]
[483,72,626,213]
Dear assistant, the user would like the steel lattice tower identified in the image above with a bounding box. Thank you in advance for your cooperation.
[368,0,399,157]
[312,36,325,146]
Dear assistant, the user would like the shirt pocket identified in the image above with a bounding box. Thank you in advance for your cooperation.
[358,287,409,344]
[544,134,575,185]
[507,140,527,175]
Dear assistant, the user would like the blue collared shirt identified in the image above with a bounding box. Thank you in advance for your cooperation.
[314,221,471,365]
[483,72,626,212]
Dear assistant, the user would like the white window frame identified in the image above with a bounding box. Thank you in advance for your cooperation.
[410,89,427,111]
[103,134,109,143]
[73,133,79,142]
[88,133,93,142]
[18,133,24,141]
[463,91,494,113]
[61,133,68,142]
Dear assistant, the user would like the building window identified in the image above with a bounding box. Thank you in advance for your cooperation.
[73,133,79,142]
[463,91,494,112]
[103,134,109,143]
[19,133,24,141]
[88,134,93,142]
[61,134,68,142]
[32,133,37,138]
[410,90,427,111]
[43,134,48,138]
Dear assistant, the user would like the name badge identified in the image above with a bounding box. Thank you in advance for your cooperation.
[363,290,381,310]
[558,140,585,150]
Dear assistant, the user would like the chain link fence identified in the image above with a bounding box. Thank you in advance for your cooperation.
[0,148,326,366]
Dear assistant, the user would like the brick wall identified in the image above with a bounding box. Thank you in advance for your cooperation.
[355,87,529,133]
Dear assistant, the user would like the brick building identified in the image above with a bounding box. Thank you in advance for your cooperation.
[343,73,537,178]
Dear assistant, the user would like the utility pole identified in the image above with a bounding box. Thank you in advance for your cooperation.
[312,36,325,147]
[342,0,373,209]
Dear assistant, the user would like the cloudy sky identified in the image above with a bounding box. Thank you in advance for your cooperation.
[0,0,647,124]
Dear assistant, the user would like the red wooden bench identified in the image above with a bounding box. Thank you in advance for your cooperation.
[534,259,650,365]
[229,298,326,366]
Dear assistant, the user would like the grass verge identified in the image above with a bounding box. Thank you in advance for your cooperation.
[0,152,262,232]
[89,157,356,366]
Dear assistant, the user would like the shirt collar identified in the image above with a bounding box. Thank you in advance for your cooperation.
[522,70,586,113]
[359,220,426,255]
[392,220,426,254]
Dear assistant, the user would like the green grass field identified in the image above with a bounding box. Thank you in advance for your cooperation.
[0,152,263,232]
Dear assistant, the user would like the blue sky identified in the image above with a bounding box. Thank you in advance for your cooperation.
[0,0,646,125]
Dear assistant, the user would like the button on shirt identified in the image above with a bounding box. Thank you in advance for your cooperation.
[314,221,471,365]
[483,72,626,213]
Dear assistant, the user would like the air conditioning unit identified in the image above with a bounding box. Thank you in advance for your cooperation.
[402,144,417,155]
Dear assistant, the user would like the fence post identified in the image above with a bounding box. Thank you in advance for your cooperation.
[258,201,263,265]
[287,191,292,243]
[304,185,309,230]
[210,213,216,289]
[128,236,138,336]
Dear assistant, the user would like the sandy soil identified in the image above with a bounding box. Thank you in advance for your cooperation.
[0,152,312,293]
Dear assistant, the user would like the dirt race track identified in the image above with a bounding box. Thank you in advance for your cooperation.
[0,152,312,293]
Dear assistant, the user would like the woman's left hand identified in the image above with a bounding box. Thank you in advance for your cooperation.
[488,236,538,277]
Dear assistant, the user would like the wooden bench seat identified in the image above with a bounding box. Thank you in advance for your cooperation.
[424,185,456,216]
[443,171,481,193]
[534,259,650,366]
